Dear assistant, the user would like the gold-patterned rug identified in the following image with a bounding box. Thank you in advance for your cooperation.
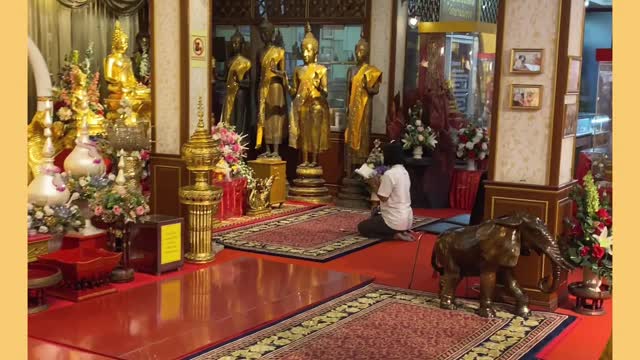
[214,206,437,262]
[190,284,576,360]
[212,203,322,232]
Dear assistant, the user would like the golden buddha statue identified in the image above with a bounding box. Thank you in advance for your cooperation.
[28,104,75,180]
[221,28,251,135]
[287,23,331,168]
[104,20,151,129]
[256,18,287,159]
[345,33,382,167]
[70,65,106,136]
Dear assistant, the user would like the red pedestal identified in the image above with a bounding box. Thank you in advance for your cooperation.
[61,231,109,250]
[213,178,247,220]
[28,234,52,263]
[449,169,484,210]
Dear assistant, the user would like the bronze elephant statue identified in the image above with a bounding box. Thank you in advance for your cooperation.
[431,213,574,318]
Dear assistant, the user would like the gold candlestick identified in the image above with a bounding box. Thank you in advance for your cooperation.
[179,97,223,263]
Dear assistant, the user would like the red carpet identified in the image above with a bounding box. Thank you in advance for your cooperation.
[34,208,611,360]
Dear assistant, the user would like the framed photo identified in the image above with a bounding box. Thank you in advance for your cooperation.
[567,56,582,93]
[563,101,579,137]
[509,84,543,110]
[510,49,543,74]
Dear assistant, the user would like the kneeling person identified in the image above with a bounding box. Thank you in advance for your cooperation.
[358,142,414,241]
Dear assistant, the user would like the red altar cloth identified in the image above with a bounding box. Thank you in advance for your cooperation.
[449,169,483,210]
[213,177,247,220]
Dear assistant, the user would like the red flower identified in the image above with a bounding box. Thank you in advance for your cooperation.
[568,221,584,238]
[468,150,476,159]
[580,246,590,257]
[594,222,607,236]
[596,208,612,227]
[592,245,605,260]
[459,135,468,143]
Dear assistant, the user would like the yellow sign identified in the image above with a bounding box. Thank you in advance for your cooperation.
[160,223,182,264]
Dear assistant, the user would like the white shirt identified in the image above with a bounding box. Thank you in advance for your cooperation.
[377,165,413,231]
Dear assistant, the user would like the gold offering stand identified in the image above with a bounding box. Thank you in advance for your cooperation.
[179,98,223,264]
[288,166,332,204]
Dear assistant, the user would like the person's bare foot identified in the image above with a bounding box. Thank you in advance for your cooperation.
[394,231,415,241]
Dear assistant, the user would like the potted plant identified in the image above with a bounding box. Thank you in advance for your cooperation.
[89,157,150,283]
[563,171,612,292]
[28,201,85,251]
[401,102,437,159]
[452,122,489,171]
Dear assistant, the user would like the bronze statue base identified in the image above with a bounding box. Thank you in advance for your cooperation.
[184,252,216,264]
[288,165,332,204]
[247,208,271,217]
[335,176,370,209]
[568,282,611,316]
[111,266,135,283]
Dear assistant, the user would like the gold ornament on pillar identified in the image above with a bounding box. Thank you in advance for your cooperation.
[28,102,71,206]
[104,20,151,132]
[286,22,332,204]
[179,97,223,264]
[345,33,383,166]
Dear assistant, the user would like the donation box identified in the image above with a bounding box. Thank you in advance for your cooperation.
[130,215,184,275]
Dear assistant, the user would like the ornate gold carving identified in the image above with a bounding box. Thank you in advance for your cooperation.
[28,241,49,263]
[247,176,274,216]
[179,98,223,264]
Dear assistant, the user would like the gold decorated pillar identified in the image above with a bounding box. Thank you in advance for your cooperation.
[485,0,586,310]
[179,98,222,264]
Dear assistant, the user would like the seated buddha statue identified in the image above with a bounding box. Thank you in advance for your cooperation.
[104,21,151,128]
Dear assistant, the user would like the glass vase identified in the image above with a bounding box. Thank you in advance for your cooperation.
[582,267,603,292]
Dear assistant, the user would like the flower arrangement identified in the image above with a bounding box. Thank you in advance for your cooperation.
[90,183,150,224]
[563,172,612,280]
[233,161,256,189]
[52,45,104,124]
[452,123,490,161]
[28,203,84,235]
[63,173,115,200]
[365,139,388,175]
[211,122,248,166]
[401,102,438,151]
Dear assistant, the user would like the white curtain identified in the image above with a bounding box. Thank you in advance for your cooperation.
[28,0,141,121]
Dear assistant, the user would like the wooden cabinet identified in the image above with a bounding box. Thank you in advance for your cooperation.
[248,160,287,207]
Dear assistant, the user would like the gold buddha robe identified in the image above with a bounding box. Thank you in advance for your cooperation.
[257,46,286,148]
[221,55,251,130]
[289,64,330,153]
[345,64,382,160]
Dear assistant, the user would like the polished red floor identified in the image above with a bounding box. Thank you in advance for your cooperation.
[28,257,373,359]
[29,208,611,360]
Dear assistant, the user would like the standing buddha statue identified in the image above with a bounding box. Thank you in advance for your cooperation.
[104,20,151,129]
[344,33,382,171]
[221,28,251,135]
[256,18,287,159]
[287,23,331,168]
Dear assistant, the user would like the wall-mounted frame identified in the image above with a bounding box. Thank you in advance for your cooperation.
[563,94,579,137]
[509,48,543,74]
[509,84,543,110]
[567,56,582,93]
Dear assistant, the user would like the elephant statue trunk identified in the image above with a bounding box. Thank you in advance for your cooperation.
[537,233,575,293]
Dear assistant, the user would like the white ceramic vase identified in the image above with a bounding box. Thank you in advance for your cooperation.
[466,159,477,171]
[412,146,423,159]
[582,267,602,292]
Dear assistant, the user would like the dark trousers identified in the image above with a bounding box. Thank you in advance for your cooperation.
[357,214,398,239]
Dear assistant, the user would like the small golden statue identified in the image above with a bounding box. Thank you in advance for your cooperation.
[247,176,274,216]
[256,18,287,159]
[28,110,74,180]
[70,65,106,136]
[287,23,331,167]
[344,33,382,168]
[104,20,151,129]
[221,28,251,135]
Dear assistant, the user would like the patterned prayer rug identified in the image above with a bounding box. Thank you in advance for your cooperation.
[212,203,322,232]
[214,206,437,262]
[191,284,576,360]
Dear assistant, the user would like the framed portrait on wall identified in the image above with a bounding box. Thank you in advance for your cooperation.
[510,49,543,74]
[509,84,543,110]
[563,94,579,137]
[567,56,582,93]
